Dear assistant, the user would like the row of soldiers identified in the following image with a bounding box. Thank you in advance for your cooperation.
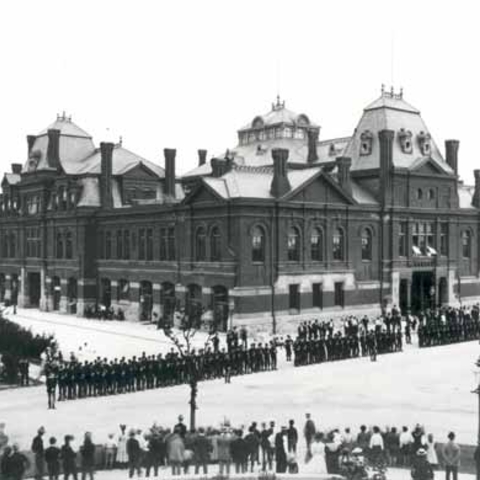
[291,329,402,366]
[45,342,279,409]
[418,317,480,347]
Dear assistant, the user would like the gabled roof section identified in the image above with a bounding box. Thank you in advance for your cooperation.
[71,144,164,178]
[409,156,450,175]
[283,169,357,204]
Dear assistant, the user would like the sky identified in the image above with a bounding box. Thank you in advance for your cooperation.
[0,0,478,181]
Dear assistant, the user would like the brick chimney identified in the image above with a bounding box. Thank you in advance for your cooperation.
[11,164,22,175]
[164,148,176,198]
[445,139,459,176]
[46,129,61,169]
[307,128,319,163]
[472,170,480,208]
[210,158,233,177]
[378,129,394,206]
[198,149,207,166]
[336,156,352,195]
[100,142,114,209]
[270,148,291,198]
[27,135,36,156]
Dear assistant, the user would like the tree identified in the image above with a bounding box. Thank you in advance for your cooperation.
[161,312,217,431]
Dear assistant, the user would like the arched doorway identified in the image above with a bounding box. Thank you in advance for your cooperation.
[438,277,448,307]
[212,285,229,332]
[100,278,111,309]
[186,284,202,328]
[67,278,77,314]
[160,282,176,326]
[52,276,61,311]
[139,280,153,321]
[0,274,5,303]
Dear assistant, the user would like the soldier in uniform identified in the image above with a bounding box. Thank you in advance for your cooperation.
[46,369,57,410]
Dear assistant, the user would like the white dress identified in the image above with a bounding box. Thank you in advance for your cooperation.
[117,433,128,463]
[426,439,438,465]
[303,441,328,474]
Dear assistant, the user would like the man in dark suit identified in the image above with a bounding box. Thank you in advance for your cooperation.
[275,427,287,473]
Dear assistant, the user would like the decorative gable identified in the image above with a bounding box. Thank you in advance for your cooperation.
[287,173,354,205]
[410,158,447,176]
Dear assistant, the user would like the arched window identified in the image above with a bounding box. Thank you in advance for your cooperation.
[332,228,345,261]
[462,230,472,259]
[361,228,372,261]
[210,227,221,261]
[287,227,301,262]
[310,228,323,261]
[252,226,265,263]
[195,227,206,261]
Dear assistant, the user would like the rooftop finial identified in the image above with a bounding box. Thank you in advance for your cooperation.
[381,84,385,96]
[119,135,123,146]
[272,95,285,111]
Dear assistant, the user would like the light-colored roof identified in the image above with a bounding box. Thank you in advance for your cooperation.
[200,164,371,204]
[3,173,21,185]
[38,115,92,138]
[75,145,164,177]
[364,94,420,114]
[182,136,350,179]
[239,98,318,131]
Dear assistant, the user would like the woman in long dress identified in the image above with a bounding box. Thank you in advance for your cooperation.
[117,425,128,468]
[425,433,438,468]
[303,432,327,474]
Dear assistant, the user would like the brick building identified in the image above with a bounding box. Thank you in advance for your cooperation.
[1,87,479,332]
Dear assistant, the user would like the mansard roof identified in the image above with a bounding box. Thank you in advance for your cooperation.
[345,87,453,173]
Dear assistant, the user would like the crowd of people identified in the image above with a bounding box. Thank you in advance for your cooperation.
[417,305,480,348]
[0,415,468,480]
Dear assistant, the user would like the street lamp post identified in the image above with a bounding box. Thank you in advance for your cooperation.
[472,356,480,445]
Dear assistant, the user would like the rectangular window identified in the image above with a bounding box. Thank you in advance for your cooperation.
[334,282,344,308]
[168,227,176,261]
[312,283,323,309]
[105,231,112,260]
[399,222,407,257]
[123,231,130,260]
[138,228,146,260]
[159,228,167,261]
[117,279,130,301]
[116,230,123,259]
[440,223,448,256]
[146,228,153,260]
[288,284,300,312]
[65,232,73,259]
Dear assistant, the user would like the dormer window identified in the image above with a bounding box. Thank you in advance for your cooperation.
[399,128,413,154]
[259,131,266,141]
[418,131,432,156]
[360,130,373,156]
[329,144,336,156]
[284,127,293,138]
[294,129,305,139]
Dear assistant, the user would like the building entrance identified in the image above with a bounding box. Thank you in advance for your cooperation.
[411,271,435,314]
[28,272,41,307]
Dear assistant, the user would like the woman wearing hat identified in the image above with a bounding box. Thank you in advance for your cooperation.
[411,448,434,480]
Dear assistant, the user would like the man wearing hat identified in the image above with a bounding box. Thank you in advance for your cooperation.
[303,413,316,457]
[275,427,288,473]
[31,426,45,480]
[411,448,434,480]
[174,415,187,438]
